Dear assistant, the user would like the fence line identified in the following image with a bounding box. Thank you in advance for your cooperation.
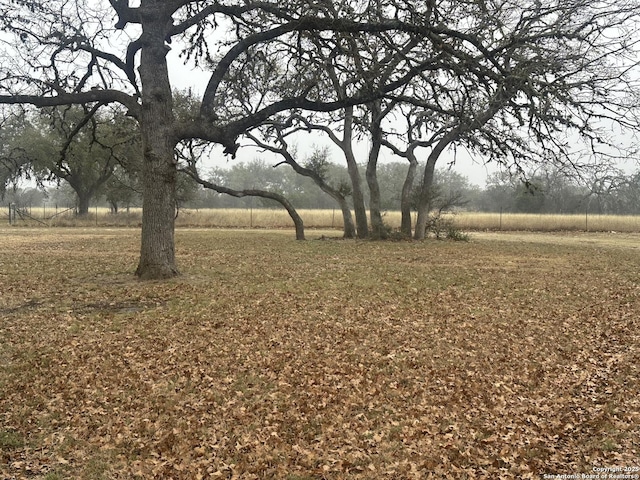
[6,205,640,232]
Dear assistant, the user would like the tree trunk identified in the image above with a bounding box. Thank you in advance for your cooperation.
[366,102,387,239]
[66,177,94,216]
[134,21,179,279]
[315,183,356,238]
[400,151,418,237]
[136,152,178,278]
[414,157,436,240]
[292,175,355,238]
[414,135,456,240]
[343,108,368,238]
[308,180,355,238]
[76,190,92,216]
[338,199,356,238]
[309,180,355,238]
[366,171,386,238]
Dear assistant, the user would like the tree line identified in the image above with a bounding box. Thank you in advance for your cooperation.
[6,146,640,221]
[1,0,640,277]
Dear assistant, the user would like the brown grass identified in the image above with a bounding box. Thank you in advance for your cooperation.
[7,207,640,232]
[454,212,640,232]
[1,228,639,478]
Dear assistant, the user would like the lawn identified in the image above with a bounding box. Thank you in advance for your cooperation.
[0,228,638,479]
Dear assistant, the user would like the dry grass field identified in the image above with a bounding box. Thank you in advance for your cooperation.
[7,207,640,232]
[0,227,639,479]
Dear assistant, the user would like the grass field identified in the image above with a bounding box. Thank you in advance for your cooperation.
[1,228,639,479]
[6,207,640,232]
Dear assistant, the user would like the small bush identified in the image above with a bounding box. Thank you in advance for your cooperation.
[428,214,469,241]
[446,226,470,242]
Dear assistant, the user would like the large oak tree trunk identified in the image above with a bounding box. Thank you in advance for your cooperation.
[136,149,178,279]
[134,21,179,279]
[76,190,92,216]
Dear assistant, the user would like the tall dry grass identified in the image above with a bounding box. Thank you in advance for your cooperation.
[5,206,640,232]
[453,212,640,232]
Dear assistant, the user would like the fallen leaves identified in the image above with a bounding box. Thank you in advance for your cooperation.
[0,228,639,478]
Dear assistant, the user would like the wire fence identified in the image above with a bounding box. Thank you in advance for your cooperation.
[5,203,640,232]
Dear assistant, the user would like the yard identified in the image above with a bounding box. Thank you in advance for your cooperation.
[0,228,638,479]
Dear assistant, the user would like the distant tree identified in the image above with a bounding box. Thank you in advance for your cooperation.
[103,164,141,213]
[374,162,412,211]
[6,106,141,215]
[407,168,474,236]
[39,107,132,215]
[431,169,479,211]
[1,187,47,210]
[476,167,598,214]
[605,171,640,215]
[0,109,47,199]
[513,181,546,214]
[476,172,518,212]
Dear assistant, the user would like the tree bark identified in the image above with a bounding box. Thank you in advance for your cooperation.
[76,191,92,216]
[414,156,436,240]
[336,198,356,239]
[366,102,387,239]
[414,135,456,240]
[400,151,418,237]
[343,107,368,238]
[134,17,179,279]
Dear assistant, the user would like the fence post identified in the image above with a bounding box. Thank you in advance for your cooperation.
[585,208,588,232]
[499,207,503,231]
[8,203,12,225]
